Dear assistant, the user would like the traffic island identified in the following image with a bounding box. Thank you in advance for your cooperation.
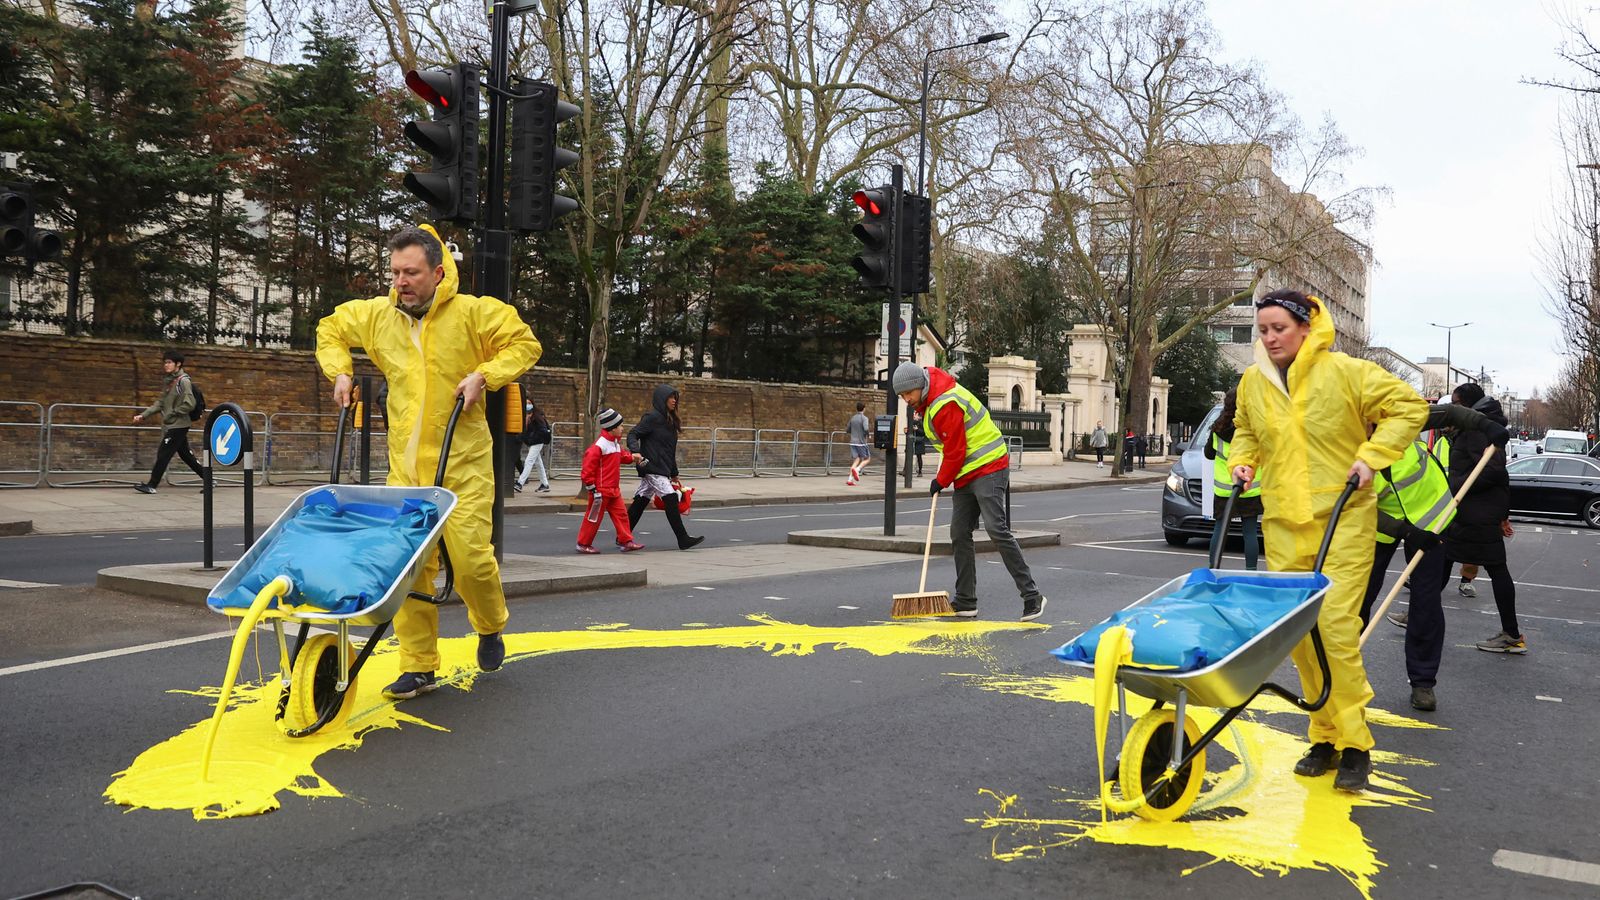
[786,526,1060,555]
[96,552,647,605]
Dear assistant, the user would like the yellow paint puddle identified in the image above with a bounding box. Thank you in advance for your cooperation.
[106,616,1040,820]
[958,672,1441,899]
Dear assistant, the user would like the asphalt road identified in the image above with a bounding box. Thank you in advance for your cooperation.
[1,483,1597,899]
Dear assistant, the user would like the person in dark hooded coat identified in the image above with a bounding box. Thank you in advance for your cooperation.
[1443,382,1524,654]
[626,383,704,550]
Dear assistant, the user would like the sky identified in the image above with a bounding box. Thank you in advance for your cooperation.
[1205,1,1576,398]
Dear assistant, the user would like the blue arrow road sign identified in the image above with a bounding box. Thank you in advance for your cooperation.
[211,412,242,467]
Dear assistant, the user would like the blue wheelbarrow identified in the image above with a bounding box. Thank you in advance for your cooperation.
[1053,477,1359,820]
[196,398,467,775]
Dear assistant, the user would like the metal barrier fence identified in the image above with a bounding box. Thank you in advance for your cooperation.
[43,403,267,487]
[6,405,976,485]
[263,412,389,485]
[0,401,45,488]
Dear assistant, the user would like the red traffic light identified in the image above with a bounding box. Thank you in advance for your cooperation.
[853,190,883,217]
[405,69,452,109]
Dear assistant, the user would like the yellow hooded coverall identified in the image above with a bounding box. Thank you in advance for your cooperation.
[1229,302,1426,753]
[316,224,542,673]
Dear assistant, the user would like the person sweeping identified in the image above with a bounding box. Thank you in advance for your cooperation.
[893,361,1046,621]
[1227,290,1426,792]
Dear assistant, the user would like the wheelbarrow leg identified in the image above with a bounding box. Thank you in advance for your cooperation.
[1172,688,1188,769]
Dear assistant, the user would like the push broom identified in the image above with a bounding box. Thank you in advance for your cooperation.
[892,492,956,617]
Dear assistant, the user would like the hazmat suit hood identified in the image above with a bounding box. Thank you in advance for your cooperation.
[1250,296,1335,397]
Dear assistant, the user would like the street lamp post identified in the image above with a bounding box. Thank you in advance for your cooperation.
[1429,321,1471,397]
[904,30,1007,488]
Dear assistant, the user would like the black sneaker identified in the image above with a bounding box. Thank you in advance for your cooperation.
[1293,741,1338,777]
[1334,748,1371,792]
[536,484,551,493]
[1410,685,1436,711]
[950,599,979,618]
[478,632,505,671]
[678,535,705,550]
[383,671,438,699]
[134,483,157,495]
[1021,596,1047,621]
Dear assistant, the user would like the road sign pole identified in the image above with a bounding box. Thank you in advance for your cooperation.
[202,403,255,568]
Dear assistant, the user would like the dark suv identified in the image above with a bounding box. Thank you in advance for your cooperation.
[1159,403,1237,547]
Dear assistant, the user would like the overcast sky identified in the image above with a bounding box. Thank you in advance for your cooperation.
[1206,1,1574,397]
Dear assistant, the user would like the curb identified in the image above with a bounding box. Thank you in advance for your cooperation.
[787,527,1061,555]
[0,518,31,537]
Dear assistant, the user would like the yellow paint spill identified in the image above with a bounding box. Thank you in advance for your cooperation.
[958,672,1439,899]
[106,616,1041,820]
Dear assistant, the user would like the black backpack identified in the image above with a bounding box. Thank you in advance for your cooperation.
[187,379,206,422]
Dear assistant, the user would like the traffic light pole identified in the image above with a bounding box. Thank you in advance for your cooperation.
[479,0,514,560]
[884,164,903,537]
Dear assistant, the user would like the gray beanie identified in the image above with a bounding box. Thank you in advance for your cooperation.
[891,362,929,394]
[597,407,624,430]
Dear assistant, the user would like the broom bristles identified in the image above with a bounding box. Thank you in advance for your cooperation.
[891,590,955,618]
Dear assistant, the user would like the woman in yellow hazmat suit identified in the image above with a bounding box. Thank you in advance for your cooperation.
[317,225,541,699]
[1228,289,1426,792]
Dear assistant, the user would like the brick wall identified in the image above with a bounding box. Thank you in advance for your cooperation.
[0,332,882,434]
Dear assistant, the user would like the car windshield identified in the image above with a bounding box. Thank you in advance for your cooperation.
[1544,437,1590,454]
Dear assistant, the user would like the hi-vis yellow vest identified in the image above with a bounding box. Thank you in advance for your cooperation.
[1211,434,1261,499]
[1376,440,1456,545]
[922,383,1007,480]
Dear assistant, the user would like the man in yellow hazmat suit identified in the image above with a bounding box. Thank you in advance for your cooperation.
[317,225,541,699]
[1228,289,1426,792]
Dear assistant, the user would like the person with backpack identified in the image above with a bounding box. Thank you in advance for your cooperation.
[515,398,552,493]
[131,348,205,494]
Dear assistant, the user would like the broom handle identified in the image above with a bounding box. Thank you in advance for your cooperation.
[917,492,939,593]
[1360,442,1496,647]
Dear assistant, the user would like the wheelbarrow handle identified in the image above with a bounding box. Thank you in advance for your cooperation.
[1313,475,1362,575]
[1208,478,1244,570]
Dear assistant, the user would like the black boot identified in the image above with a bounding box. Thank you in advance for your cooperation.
[663,495,703,549]
[1334,748,1370,792]
[626,496,650,530]
[1293,741,1338,777]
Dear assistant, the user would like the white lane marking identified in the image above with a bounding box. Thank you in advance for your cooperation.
[1441,604,1598,626]
[726,514,801,523]
[156,537,173,542]
[1492,849,1600,886]
[1081,538,1171,545]
[1071,542,1197,560]
[0,631,234,677]
[764,596,788,601]
[1537,696,1563,703]
[838,605,859,610]
[122,536,138,541]
[0,578,57,588]
[692,586,715,591]
[729,538,744,542]
[1048,511,1148,522]
[1535,527,1544,533]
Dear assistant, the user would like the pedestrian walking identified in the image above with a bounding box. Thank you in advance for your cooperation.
[131,348,205,494]
[516,399,552,493]
[845,402,872,485]
[576,408,645,554]
[1204,387,1261,571]
[1360,401,1508,711]
[1090,421,1109,467]
[893,361,1047,622]
[1228,289,1427,792]
[1442,382,1525,654]
[626,383,704,550]
[317,224,541,700]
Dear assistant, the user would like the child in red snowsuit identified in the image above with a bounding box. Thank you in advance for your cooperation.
[578,408,646,553]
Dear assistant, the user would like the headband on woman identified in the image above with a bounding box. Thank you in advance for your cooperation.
[1255,294,1319,323]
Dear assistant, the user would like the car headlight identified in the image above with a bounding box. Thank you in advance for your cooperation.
[1165,472,1184,493]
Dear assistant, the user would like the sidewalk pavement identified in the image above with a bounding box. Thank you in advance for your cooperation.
[0,457,1169,537]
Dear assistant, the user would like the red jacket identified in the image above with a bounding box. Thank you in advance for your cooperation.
[580,429,638,497]
[912,366,1008,489]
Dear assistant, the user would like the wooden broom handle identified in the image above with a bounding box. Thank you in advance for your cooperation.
[1359,441,1496,647]
[918,492,939,593]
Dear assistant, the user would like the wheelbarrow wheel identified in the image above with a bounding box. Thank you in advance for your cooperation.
[1120,709,1206,821]
[286,633,357,733]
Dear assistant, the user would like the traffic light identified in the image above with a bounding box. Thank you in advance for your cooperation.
[402,63,481,224]
[850,185,896,290]
[0,183,61,267]
[508,78,580,232]
[900,192,930,294]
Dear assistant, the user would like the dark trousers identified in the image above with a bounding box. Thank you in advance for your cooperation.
[1209,514,1260,570]
[1094,447,1105,463]
[949,468,1039,607]
[627,493,693,548]
[1479,562,1520,637]
[147,427,204,486]
[1360,537,1449,688]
